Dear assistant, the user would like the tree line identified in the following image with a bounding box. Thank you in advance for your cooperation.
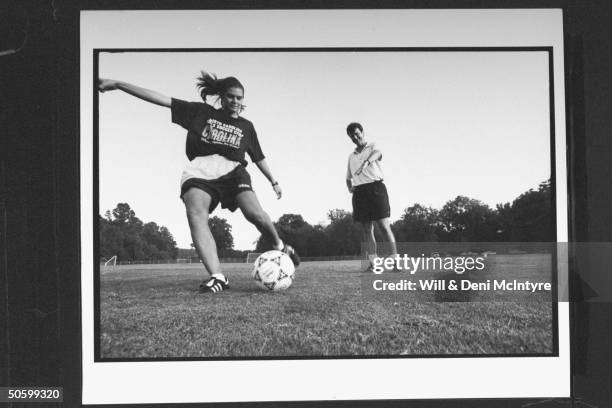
[255,179,553,257]
[99,203,179,262]
[100,179,552,261]
[99,204,242,262]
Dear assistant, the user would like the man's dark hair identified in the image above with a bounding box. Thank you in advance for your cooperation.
[346,122,363,135]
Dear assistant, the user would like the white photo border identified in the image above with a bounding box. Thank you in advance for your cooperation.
[81,9,570,404]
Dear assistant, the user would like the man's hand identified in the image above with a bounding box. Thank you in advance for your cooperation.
[346,179,354,194]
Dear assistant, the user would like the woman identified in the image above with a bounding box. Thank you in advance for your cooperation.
[99,71,299,293]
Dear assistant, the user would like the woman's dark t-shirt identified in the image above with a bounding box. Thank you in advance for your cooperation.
[171,98,265,166]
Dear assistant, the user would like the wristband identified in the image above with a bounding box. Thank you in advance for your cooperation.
[271,181,279,187]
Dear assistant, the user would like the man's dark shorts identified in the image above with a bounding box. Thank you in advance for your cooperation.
[352,180,391,222]
[181,165,253,213]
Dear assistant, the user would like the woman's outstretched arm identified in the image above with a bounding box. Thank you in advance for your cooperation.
[98,78,172,107]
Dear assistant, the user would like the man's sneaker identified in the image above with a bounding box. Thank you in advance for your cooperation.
[282,244,300,267]
[199,276,229,293]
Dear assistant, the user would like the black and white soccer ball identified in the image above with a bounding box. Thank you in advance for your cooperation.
[252,250,295,291]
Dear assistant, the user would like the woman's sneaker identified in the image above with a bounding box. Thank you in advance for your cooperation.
[199,275,229,293]
[282,244,300,267]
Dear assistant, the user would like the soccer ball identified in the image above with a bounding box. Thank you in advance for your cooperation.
[252,250,295,291]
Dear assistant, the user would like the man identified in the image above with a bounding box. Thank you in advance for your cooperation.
[345,122,397,272]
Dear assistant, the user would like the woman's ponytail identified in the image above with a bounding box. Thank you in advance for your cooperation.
[196,70,219,102]
[196,70,245,109]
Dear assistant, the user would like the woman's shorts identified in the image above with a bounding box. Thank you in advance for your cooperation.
[180,165,253,213]
[352,180,391,222]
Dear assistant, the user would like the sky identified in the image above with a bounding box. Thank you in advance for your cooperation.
[98,50,551,250]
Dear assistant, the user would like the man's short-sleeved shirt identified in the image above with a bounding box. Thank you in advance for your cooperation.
[346,142,384,187]
[171,98,265,166]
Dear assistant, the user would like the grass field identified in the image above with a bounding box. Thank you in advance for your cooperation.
[100,255,554,359]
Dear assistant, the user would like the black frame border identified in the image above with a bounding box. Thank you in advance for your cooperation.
[91,46,560,364]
